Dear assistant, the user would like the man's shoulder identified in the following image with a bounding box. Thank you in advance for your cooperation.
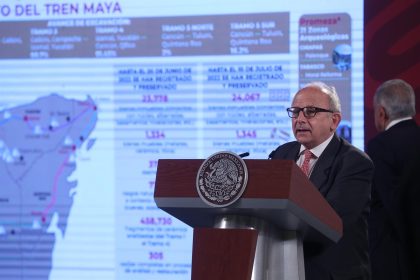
[271,141,300,159]
[277,141,300,150]
[337,137,373,165]
[367,120,420,152]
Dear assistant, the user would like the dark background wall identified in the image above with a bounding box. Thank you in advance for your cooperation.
[364,0,420,147]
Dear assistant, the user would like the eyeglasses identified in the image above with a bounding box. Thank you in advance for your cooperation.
[286,106,334,118]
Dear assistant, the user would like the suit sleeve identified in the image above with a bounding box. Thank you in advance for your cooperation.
[367,140,399,212]
[325,150,374,226]
[367,139,404,234]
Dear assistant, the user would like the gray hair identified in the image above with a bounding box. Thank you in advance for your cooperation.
[299,81,342,112]
[374,79,416,120]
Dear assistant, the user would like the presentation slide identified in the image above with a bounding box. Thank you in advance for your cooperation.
[0,0,363,279]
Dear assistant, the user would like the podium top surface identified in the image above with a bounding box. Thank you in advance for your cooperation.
[154,159,342,243]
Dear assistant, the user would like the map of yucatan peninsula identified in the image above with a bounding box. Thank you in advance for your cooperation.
[0,94,97,279]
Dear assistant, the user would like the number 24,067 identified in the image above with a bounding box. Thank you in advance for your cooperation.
[232,93,260,101]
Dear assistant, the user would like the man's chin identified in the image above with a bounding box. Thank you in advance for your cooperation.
[295,134,311,145]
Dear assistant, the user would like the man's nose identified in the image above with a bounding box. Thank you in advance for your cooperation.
[296,110,307,122]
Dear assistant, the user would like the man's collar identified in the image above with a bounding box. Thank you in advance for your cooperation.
[385,117,412,130]
[299,133,334,158]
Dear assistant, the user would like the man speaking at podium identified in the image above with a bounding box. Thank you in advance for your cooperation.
[270,82,374,280]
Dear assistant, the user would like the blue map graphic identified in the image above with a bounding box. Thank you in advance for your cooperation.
[0,94,98,279]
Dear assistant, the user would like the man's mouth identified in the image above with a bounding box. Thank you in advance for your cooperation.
[296,128,311,133]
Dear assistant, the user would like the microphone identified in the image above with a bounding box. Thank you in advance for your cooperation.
[239,152,250,158]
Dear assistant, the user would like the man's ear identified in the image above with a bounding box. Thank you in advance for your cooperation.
[331,112,342,131]
[375,105,389,132]
[379,106,388,120]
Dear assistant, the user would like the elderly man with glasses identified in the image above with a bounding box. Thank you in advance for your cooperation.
[270,82,374,280]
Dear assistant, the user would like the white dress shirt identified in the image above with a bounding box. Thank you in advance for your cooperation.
[296,133,334,176]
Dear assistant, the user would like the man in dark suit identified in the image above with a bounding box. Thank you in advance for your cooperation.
[270,82,374,280]
[400,148,420,280]
[366,79,420,280]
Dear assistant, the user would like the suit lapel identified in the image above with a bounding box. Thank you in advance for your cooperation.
[310,134,341,193]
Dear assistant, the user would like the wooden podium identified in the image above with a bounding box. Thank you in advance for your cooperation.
[154,159,342,280]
